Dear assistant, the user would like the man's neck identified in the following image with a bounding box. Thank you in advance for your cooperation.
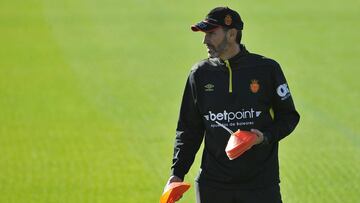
[220,43,240,60]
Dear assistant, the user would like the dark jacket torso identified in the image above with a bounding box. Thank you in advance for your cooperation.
[171,45,300,189]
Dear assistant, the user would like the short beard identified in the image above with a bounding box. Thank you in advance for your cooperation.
[209,35,229,58]
[217,35,228,54]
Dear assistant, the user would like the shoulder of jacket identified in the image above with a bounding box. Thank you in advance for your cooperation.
[190,58,222,72]
[246,53,281,69]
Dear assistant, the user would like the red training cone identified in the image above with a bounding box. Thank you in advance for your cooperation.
[225,130,257,160]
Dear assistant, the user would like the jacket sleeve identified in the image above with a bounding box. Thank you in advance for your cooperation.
[263,62,300,144]
[171,70,205,180]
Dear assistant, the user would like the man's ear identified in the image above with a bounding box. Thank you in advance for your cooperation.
[227,28,237,42]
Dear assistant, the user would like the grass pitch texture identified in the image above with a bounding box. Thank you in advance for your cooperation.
[0,0,359,202]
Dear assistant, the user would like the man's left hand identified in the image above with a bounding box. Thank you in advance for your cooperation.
[250,129,264,145]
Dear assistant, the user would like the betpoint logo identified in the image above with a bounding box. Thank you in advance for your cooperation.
[204,108,262,122]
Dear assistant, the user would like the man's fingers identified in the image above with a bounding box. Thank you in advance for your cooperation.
[250,129,264,145]
[167,176,183,184]
[250,129,260,134]
[250,129,262,137]
[164,176,183,192]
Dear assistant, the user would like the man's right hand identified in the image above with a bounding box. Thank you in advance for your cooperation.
[163,175,184,202]
[164,175,183,191]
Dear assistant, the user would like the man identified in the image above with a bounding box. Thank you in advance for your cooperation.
[164,7,300,203]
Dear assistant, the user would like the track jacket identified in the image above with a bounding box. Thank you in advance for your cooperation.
[171,44,300,189]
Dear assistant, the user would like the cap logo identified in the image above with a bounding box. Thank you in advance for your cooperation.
[224,15,232,26]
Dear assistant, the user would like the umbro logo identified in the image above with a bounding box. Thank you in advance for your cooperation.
[204,83,214,92]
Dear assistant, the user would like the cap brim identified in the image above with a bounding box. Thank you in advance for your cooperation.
[191,21,221,32]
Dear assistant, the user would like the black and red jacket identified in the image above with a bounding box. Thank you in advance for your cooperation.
[171,44,300,189]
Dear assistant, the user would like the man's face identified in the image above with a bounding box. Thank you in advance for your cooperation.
[203,28,229,58]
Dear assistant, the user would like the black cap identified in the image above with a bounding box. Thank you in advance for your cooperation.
[191,7,244,32]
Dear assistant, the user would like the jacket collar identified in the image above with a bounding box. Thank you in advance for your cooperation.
[217,44,249,65]
[228,44,249,63]
[208,44,249,67]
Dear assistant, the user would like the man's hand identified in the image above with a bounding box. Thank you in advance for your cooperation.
[163,176,184,202]
[161,176,191,203]
[164,176,183,191]
[164,176,183,201]
[250,129,264,145]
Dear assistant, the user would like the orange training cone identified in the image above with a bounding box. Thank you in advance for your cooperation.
[160,182,191,203]
[225,130,257,160]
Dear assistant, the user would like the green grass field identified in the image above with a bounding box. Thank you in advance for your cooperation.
[1,0,359,202]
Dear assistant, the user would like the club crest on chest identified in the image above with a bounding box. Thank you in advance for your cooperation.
[250,80,260,93]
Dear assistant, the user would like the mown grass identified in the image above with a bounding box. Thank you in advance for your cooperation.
[0,0,359,202]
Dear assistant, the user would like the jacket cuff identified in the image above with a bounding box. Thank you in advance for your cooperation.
[262,132,273,145]
[171,168,185,181]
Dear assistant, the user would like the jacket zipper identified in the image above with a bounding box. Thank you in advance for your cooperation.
[224,60,233,93]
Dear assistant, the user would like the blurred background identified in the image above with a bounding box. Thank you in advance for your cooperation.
[0,0,359,202]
